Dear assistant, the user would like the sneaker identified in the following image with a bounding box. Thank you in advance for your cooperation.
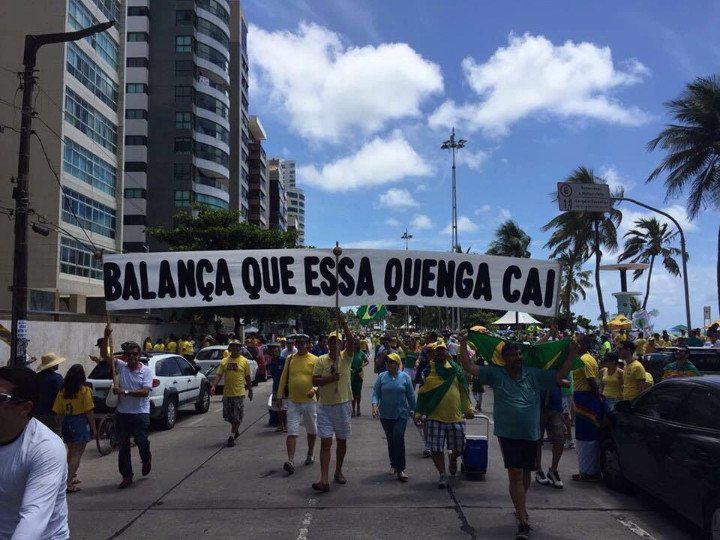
[565,440,575,450]
[547,469,563,489]
[397,470,409,482]
[233,431,240,440]
[516,523,531,540]
[438,474,448,489]
[283,461,295,475]
[227,436,235,447]
[141,458,151,477]
[304,455,315,466]
[423,449,432,458]
[535,470,550,485]
[117,477,133,489]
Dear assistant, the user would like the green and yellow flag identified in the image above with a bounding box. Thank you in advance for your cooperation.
[356,305,387,326]
[468,330,584,370]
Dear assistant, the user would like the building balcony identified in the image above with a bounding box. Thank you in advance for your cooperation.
[193,131,230,156]
[194,182,230,204]
[195,6,230,39]
[194,54,229,87]
[194,77,229,106]
[193,156,229,179]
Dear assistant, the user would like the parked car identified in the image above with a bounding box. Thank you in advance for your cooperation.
[600,376,720,539]
[194,345,258,390]
[87,353,211,429]
[644,347,720,381]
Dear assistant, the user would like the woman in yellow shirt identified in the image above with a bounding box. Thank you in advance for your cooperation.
[600,352,624,410]
[53,364,97,493]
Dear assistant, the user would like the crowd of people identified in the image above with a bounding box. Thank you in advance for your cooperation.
[1,319,717,540]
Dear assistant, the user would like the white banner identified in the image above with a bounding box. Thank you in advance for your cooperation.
[103,249,561,315]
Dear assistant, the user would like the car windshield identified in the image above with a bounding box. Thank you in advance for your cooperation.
[195,349,225,361]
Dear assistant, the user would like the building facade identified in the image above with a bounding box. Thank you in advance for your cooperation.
[0,0,126,313]
[122,0,249,253]
[267,158,287,231]
[247,115,268,227]
[281,160,305,245]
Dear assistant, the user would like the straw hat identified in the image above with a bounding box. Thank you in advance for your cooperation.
[37,352,65,372]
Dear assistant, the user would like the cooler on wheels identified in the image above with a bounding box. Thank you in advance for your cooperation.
[461,414,490,476]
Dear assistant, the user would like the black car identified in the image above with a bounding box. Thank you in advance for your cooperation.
[600,376,720,539]
[647,347,720,380]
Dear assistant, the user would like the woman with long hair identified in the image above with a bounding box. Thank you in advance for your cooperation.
[52,364,97,493]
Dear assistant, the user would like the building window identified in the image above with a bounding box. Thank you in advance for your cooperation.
[196,0,229,23]
[195,42,227,71]
[175,60,193,76]
[196,193,228,209]
[175,36,193,52]
[59,236,105,280]
[125,135,148,146]
[175,111,192,129]
[195,116,229,143]
[127,6,149,16]
[196,17,230,48]
[194,91,228,119]
[195,142,228,167]
[126,57,148,68]
[124,188,146,198]
[91,0,121,22]
[125,109,147,119]
[176,10,193,25]
[174,163,192,181]
[175,86,192,104]
[123,214,147,226]
[174,190,193,207]
[174,138,193,155]
[67,0,119,69]
[127,32,149,42]
[62,137,116,196]
[126,83,148,94]
[125,161,147,172]
[66,43,118,110]
[64,87,117,152]
[62,188,116,239]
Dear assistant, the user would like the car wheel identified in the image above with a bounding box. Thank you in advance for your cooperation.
[600,439,631,493]
[162,398,178,430]
[704,495,720,540]
[195,386,210,414]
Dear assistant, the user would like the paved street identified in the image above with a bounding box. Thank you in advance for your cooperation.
[68,366,700,540]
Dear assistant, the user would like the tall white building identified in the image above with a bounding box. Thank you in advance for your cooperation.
[280,160,305,245]
[0,0,125,313]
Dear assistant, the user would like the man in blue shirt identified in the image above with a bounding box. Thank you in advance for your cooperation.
[35,353,65,435]
[459,332,577,540]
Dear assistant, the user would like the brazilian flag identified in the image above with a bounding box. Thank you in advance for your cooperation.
[356,305,387,326]
[468,330,584,370]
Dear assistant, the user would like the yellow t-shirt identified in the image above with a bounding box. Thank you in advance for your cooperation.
[52,385,93,416]
[216,355,251,397]
[166,341,178,353]
[153,343,165,352]
[426,361,471,423]
[633,339,646,356]
[601,367,623,399]
[623,360,647,400]
[313,351,353,405]
[143,340,153,352]
[181,340,194,355]
[573,353,599,392]
[645,372,654,385]
[276,352,318,403]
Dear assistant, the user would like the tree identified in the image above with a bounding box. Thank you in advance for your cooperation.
[486,220,532,258]
[618,217,682,310]
[543,167,623,331]
[555,249,593,315]
[646,75,720,314]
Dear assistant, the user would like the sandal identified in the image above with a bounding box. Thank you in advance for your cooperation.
[66,486,81,493]
[334,472,347,484]
[311,482,330,493]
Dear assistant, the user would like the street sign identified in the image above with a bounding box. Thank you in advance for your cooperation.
[557,182,611,213]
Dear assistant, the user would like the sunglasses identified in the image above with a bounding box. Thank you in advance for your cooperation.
[0,392,24,404]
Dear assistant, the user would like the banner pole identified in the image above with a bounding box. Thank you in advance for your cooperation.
[332,242,343,394]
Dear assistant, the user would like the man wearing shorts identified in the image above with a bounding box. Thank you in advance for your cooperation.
[459,333,578,540]
[535,385,566,488]
[211,341,252,447]
[275,335,318,474]
[415,340,474,489]
[311,310,356,493]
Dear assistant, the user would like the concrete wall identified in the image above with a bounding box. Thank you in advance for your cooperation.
[0,320,191,375]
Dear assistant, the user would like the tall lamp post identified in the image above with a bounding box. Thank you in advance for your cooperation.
[9,21,115,366]
[441,128,466,330]
[401,229,413,329]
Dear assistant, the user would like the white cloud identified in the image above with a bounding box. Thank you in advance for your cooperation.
[475,204,492,215]
[442,216,478,235]
[415,184,429,192]
[385,217,401,227]
[499,208,512,221]
[429,33,650,136]
[377,188,419,208]
[298,132,432,192]
[598,164,634,193]
[457,149,490,170]
[618,204,698,237]
[344,238,399,249]
[249,22,444,141]
[411,214,433,230]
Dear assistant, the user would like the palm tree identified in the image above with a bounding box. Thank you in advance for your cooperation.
[618,217,682,310]
[647,75,720,313]
[486,220,532,258]
[543,167,623,330]
[556,249,593,311]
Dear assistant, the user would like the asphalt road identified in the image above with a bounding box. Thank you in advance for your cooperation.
[67,365,701,540]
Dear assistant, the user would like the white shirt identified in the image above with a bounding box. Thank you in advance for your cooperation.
[114,359,153,414]
[0,418,69,539]
[705,339,720,349]
[280,347,297,360]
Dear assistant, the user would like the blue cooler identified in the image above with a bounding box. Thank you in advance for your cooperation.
[461,414,490,475]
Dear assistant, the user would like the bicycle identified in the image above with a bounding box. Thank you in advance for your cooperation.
[96,414,118,456]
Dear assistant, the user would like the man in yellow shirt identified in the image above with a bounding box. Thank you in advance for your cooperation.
[633,332,646,357]
[620,341,648,401]
[275,334,318,474]
[311,310,356,493]
[165,336,178,354]
[571,336,603,482]
[211,341,252,447]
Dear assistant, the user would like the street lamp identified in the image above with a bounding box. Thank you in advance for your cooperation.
[441,128,466,330]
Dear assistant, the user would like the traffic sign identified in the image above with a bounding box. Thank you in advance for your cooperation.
[557,182,611,212]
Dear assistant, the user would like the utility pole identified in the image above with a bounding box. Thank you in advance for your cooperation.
[9,21,114,366]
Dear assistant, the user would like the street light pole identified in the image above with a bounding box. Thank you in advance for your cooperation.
[401,229,413,329]
[9,21,115,366]
[441,128,466,330]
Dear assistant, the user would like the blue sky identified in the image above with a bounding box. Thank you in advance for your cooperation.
[244,0,720,331]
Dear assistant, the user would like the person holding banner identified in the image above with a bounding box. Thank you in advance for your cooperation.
[458,332,578,540]
[311,310,356,493]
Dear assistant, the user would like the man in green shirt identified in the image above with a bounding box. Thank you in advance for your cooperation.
[661,346,701,380]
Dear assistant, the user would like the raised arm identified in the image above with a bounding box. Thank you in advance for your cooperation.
[458,332,480,377]
[555,340,579,384]
[337,309,355,356]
